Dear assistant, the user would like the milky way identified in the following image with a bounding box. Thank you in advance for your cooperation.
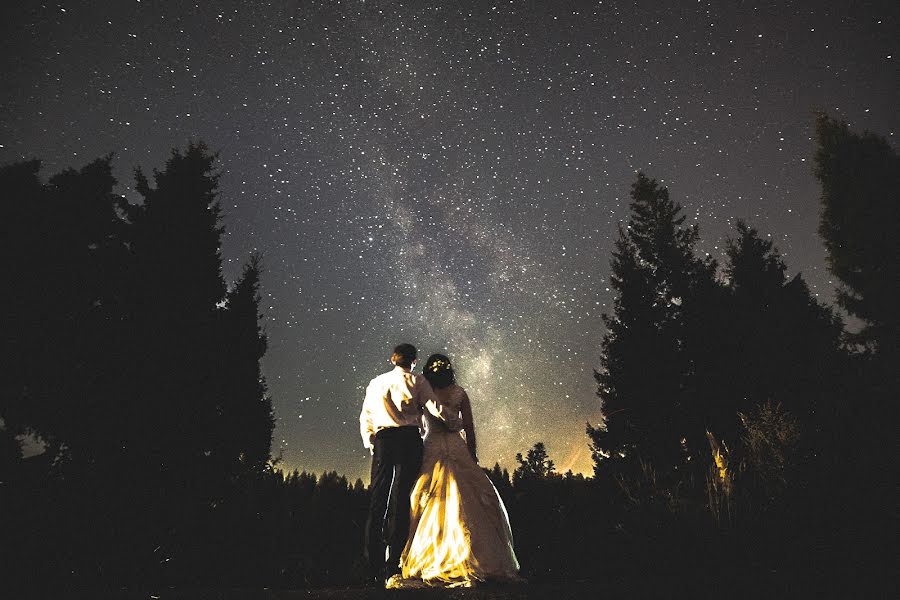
[2,1,896,481]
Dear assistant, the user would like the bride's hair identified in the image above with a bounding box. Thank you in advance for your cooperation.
[423,353,455,389]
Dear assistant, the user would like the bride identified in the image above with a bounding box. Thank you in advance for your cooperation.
[387,354,522,588]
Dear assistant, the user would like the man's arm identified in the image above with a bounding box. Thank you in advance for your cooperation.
[416,377,463,432]
[359,382,377,451]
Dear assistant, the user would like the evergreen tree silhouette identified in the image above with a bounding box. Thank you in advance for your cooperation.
[121,143,228,481]
[0,156,147,587]
[588,172,716,475]
[117,142,280,580]
[214,254,275,473]
[719,220,842,439]
[513,441,556,484]
[0,156,128,469]
[128,142,226,315]
[814,113,900,354]
[1,145,281,586]
[486,461,512,490]
[813,115,897,565]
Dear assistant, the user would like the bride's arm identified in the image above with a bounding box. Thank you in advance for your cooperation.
[460,391,477,463]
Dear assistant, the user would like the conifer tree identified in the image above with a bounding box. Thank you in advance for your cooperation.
[814,113,900,355]
[128,142,226,315]
[214,254,275,473]
[513,442,556,483]
[1,146,279,585]
[121,143,228,482]
[0,157,128,468]
[588,173,716,475]
[724,221,842,420]
[813,116,895,550]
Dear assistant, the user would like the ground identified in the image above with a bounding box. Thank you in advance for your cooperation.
[73,566,889,600]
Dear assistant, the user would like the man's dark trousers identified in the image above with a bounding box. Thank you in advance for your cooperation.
[365,425,424,578]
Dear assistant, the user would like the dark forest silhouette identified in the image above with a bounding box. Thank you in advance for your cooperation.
[1,115,896,592]
[1,144,275,588]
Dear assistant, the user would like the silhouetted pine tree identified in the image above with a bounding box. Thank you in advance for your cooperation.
[588,172,716,476]
[513,441,556,484]
[814,113,900,355]
[0,156,146,588]
[508,442,604,579]
[0,156,129,469]
[213,254,275,474]
[485,462,512,490]
[813,115,896,567]
[128,142,226,314]
[120,143,227,483]
[117,142,283,583]
[710,221,843,445]
[1,146,283,587]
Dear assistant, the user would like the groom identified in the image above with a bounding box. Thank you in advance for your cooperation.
[360,343,463,585]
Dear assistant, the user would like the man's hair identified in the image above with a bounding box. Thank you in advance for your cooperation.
[391,343,417,369]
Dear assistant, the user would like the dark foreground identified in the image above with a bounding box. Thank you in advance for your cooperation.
[44,565,893,600]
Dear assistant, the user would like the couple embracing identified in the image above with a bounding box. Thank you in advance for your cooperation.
[359,343,522,589]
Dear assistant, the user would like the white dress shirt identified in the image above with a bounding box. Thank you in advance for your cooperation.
[359,365,463,449]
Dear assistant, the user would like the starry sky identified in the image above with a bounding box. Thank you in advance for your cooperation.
[2,1,896,482]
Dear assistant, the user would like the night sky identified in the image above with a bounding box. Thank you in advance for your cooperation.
[2,1,896,482]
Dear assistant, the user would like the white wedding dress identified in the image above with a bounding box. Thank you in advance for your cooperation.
[388,384,521,588]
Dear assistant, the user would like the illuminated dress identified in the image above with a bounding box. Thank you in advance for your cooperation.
[388,383,521,588]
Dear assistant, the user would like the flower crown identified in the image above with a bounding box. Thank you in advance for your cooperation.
[429,358,451,372]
